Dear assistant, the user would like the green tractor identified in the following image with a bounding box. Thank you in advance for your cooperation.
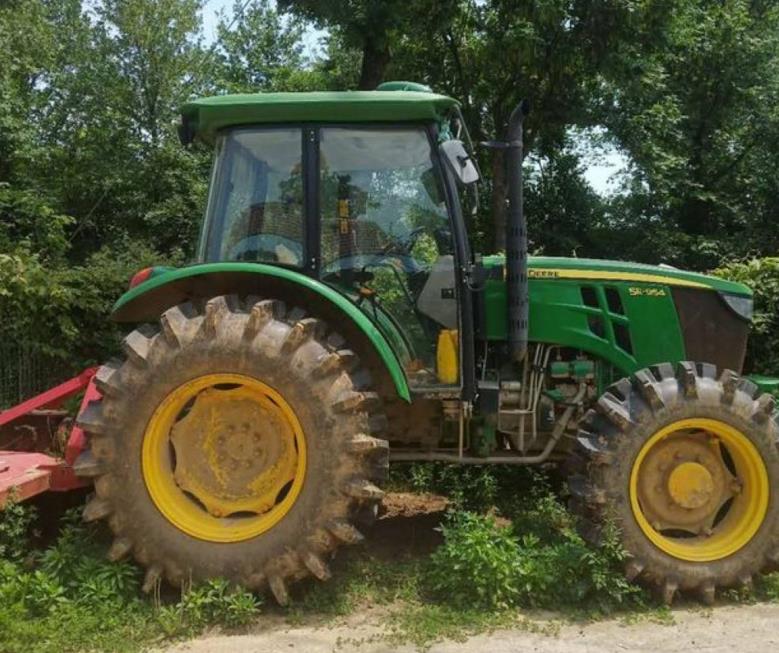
[75,83,779,605]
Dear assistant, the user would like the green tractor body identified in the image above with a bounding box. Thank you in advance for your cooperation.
[79,86,779,605]
[114,254,757,436]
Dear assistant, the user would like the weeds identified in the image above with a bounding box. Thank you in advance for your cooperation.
[427,499,646,615]
[290,468,652,650]
[428,511,523,610]
[390,462,533,511]
[0,497,37,562]
[157,578,261,636]
[0,503,262,652]
[4,461,778,652]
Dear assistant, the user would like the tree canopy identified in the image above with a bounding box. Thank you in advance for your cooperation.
[1,0,779,383]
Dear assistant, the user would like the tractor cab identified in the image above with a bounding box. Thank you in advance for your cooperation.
[189,90,475,391]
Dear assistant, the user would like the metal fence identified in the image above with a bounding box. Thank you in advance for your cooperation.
[0,343,72,409]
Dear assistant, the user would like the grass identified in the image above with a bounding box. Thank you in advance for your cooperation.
[288,550,559,651]
[285,464,658,649]
[0,503,261,653]
[2,463,779,652]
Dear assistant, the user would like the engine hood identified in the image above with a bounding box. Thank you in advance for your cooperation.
[483,255,751,297]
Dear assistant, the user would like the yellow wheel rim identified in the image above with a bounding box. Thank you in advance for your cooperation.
[630,418,769,562]
[142,373,306,543]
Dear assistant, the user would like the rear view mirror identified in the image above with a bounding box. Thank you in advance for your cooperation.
[440,140,480,185]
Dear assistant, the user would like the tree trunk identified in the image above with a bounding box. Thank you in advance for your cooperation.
[491,150,507,252]
[358,40,391,90]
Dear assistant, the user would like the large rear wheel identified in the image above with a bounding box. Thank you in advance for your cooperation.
[569,362,779,604]
[75,295,388,604]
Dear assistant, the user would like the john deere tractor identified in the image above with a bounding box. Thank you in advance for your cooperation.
[74,83,779,605]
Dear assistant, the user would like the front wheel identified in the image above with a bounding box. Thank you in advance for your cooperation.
[569,362,779,604]
[75,295,389,604]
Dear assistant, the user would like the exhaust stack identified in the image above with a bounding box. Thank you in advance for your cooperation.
[506,100,529,363]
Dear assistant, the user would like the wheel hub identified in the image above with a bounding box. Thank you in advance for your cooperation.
[630,418,769,562]
[171,386,298,518]
[142,373,307,542]
[636,432,731,533]
[667,462,715,510]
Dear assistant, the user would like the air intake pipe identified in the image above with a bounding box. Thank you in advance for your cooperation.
[506,100,529,363]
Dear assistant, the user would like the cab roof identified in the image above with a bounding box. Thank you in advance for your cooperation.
[179,91,459,145]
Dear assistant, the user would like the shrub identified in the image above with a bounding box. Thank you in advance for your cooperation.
[0,506,262,651]
[428,511,522,610]
[506,488,645,611]
[428,491,647,614]
[0,499,36,563]
[0,240,185,401]
[0,185,73,264]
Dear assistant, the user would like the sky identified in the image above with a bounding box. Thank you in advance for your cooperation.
[583,150,628,195]
[201,0,627,195]
[201,0,233,43]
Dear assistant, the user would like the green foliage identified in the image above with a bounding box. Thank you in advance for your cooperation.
[157,579,262,636]
[511,495,642,612]
[397,465,646,615]
[429,511,523,610]
[407,463,500,511]
[598,1,779,268]
[0,241,179,371]
[0,505,263,652]
[0,509,155,652]
[429,498,645,615]
[0,500,37,563]
[715,258,779,375]
[280,0,458,88]
[215,0,309,93]
[756,572,779,602]
[0,186,73,263]
[392,462,547,512]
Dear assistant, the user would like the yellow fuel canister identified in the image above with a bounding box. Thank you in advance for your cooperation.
[436,329,459,384]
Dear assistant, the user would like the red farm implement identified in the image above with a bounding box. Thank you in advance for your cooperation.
[0,368,97,507]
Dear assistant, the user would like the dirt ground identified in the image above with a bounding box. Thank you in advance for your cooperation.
[165,493,779,652]
[166,603,779,653]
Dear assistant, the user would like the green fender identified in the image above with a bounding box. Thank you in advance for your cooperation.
[112,262,411,402]
[748,375,779,397]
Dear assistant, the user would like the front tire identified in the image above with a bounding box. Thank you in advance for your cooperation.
[569,361,779,604]
[75,295,388,604]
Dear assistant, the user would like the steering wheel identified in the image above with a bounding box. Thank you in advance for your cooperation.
[377,226,427,258]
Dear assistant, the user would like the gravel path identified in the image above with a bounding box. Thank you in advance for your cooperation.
[165,602,779,653]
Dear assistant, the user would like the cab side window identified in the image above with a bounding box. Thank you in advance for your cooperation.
[205,129,304,266]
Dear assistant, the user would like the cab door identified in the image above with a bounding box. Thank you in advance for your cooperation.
[315,126,461,389]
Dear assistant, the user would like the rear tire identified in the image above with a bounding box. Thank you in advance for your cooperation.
[76,295,388,604]
[568,361,779,604]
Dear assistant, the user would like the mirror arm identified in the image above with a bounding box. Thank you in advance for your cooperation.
[455,106,481,178]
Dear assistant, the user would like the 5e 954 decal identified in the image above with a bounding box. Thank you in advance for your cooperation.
[628,286,667,297]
